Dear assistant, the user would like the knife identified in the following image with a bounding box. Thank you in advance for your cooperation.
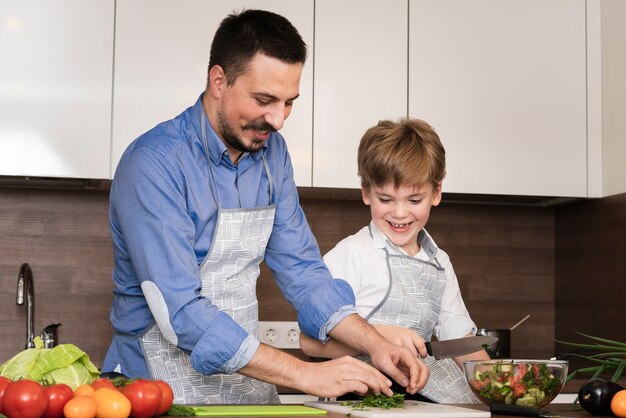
[490,403,575,418]
[425,335,498,359]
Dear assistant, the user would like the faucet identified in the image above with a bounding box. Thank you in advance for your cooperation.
[16,262,35,349]
[41,322,62,348]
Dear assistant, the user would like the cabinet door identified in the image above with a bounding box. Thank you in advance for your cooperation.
[313,0,408,189]
[409,0,587,197]
[112,0,314,185]
[0,1,114,179]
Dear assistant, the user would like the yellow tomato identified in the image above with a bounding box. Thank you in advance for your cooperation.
[74,383,96,397]
[93,387,131,418]
[611,389,626,418]
[64,395,97,418]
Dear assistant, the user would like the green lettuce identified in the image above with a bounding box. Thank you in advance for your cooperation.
[0,337,99,389]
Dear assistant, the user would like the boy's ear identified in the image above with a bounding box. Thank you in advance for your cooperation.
[361,188,372,205]
[432,182,443,206]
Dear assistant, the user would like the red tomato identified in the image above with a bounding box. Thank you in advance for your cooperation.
[42,383,74,418]
[511,382,527,397]
[122,380,162,418]
[0,376,12,414]
[2,379,48,418]
[91,378,119,392]
[152,380,174,416]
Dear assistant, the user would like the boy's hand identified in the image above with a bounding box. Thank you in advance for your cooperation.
[372,324,428,358]
[329,315,430,394]
[368,339,430,394]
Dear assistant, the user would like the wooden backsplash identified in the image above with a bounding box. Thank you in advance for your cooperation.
[2,187,623,374]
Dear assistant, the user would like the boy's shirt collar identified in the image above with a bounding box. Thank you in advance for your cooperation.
[368,221,439,260]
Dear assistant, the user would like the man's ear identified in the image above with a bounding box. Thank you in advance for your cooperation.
[432,182,443,206]
[208,65,226,99]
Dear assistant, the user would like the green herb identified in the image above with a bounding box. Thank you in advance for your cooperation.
[556,331,626,383]
[341,393,406,410]
[166,404,196,416]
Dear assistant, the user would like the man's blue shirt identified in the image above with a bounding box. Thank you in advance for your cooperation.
[103,95,356,377]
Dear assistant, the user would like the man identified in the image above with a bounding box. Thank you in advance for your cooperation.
[102,9,428,404]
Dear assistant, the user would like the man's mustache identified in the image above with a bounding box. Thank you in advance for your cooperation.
[242,120,276,133]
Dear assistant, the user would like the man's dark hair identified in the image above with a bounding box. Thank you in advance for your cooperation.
[208,9,308,86]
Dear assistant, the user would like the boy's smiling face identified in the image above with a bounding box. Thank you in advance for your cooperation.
[362,181,442,256]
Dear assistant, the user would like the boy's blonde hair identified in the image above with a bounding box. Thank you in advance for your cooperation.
[357,118,446,190]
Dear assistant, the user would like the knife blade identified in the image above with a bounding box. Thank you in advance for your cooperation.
[425,335,498,359]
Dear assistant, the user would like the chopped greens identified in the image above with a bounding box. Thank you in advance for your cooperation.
[341,393,406,410]
[468,361,563,408]
[166,404,196,416]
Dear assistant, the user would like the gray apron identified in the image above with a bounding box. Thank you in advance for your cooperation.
[140,116,280,404]
[359,227,480,404]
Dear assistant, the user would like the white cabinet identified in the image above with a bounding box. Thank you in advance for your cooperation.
[111,0,314,185]
[0,1,114,179]
[312,0,408,189]
[587,0,626,198]
[408,0,588,197]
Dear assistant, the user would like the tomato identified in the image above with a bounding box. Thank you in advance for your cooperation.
[93,387,131,418]
[2,379,48,418]
[0,376,12,414]
[122,380,161,418]
[92,379,119,392]
[42,383,73,418]
[74,384,96,397]
[611,389,626,418]
[64,395,97,418]
[511,382,527,397]
[152,380,174,416]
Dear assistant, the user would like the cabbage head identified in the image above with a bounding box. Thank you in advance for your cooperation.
[0,337,99,389]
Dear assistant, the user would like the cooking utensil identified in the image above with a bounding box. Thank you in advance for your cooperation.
[490,403,574,417]
[510,314,531,331]
[305,400,490,418]
[426,335,498,359]
[476,328,510,358]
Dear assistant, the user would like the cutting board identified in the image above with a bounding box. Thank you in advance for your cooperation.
[193,405,328,416]
[304,400,490,418]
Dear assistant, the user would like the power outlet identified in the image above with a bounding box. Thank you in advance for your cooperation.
[258,321,301,349]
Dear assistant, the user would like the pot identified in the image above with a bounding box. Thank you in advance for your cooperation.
[476,328,510,359]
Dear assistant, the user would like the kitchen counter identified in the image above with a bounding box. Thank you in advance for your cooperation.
[169,403,592,418]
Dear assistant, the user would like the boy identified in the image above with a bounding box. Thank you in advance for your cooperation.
[300,118,489,403]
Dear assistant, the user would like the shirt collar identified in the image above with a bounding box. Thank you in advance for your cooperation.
[191,93,268,168]
[368,221,439,259]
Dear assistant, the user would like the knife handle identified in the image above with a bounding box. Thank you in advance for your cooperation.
[490,403,545,417]
[425,341,433,357]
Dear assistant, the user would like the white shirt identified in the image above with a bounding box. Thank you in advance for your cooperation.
[324,222,477,341]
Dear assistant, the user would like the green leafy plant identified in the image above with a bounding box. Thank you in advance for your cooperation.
[556,331,626,384]
[341,393,406,410]
[0,336,100,389]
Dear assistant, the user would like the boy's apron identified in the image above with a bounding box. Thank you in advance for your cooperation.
[139,116,280,404]
[358,228,480,403]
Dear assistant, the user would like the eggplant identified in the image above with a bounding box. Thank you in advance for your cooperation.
[578,378,625,415]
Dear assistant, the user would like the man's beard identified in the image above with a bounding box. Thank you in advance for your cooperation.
[217,110,276,154]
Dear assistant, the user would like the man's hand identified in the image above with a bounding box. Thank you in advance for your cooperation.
[239,343,395,398]
[328,315,429,394]
[299,356,394,398]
